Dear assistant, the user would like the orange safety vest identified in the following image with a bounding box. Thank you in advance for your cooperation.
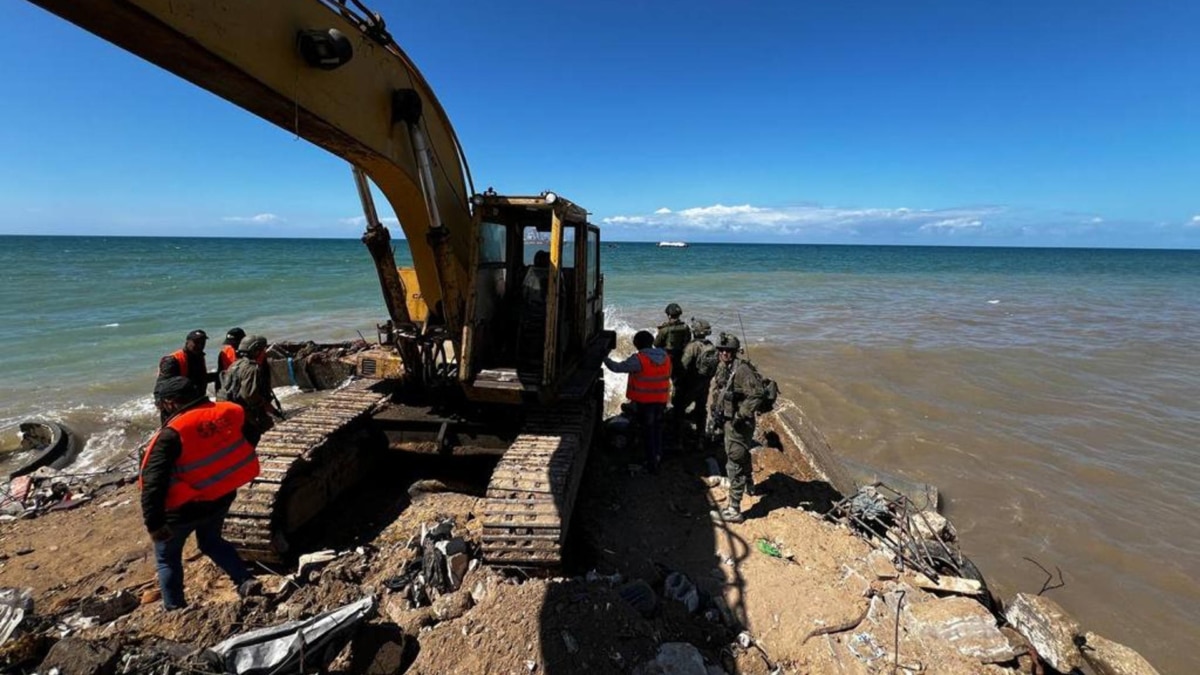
[218,345,237,373]
[139,401,260,510]
[171,349,189,378]
[626,351,671,404]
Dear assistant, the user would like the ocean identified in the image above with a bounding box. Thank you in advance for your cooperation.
[1,236,1197,670]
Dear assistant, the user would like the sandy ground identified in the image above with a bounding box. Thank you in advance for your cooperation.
[0,419,1026,674]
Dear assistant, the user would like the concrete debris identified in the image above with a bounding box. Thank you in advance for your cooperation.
[618,579,658,617]
[904,596,1017,663]
[866,549,898,580]
[1080,631,1162,675]
[36,637,120,675]
[633,642,708,675]
[296,549,341,578]
[1004,592,1083,673]
[663,572,700,614]
[76,590,138,623]
[910,510,954,542]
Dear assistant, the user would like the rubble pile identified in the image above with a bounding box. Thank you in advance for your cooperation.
[0,405,1164,674]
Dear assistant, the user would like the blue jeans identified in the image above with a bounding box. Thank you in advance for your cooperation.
[153,502,250,610]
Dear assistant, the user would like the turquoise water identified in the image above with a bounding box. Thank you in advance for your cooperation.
[1,236,1198,669]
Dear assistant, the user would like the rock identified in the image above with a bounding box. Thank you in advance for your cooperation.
[1004,593,1082,673]
[663,572,700,613]
[431,590,471,622]
[633,642,708,675]
[904,596,1017,663]
[865,549,898,580]
[561,630,579,654]
[445,552,470,589]
[78,590,138,623]
[37,637,119,675]
[910,510,953,541]
[1080,631,1161,675]
[618,579,657,617]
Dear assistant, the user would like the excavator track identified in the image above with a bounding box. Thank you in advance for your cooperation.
[482,397,597,568]
[226,378,391,563]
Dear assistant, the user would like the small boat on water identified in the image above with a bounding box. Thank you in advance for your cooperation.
[8,421,82,478]
[657,241,688,248]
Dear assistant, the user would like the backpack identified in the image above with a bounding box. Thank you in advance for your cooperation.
[695,342,718,378]
[741,361,778,414]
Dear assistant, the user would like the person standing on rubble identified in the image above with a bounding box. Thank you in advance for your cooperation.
[217,326,246,392]
[140,376,262,610]
[605,330,672,473]
[707,333,766,523]
[678,318,718,449]
[218,334,282,438]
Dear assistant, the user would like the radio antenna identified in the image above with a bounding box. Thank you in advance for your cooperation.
[737,311,750,359]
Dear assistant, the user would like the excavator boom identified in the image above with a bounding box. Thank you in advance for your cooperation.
[27,0,473,326]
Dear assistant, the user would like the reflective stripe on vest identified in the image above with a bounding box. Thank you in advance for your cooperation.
[218,345,237,373]
[139,401,260,510]
[626,351,671,404]
[172,349,189,378]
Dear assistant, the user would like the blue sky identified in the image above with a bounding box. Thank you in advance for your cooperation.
[1,1,1197,247]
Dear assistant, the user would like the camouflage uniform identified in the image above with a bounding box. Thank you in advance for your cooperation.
[678,324,716,442]
[217,335,277,437]
[654,317,691,378]
[708,354,765,514]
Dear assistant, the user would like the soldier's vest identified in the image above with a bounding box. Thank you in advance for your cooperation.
[626,352,671,404]
[139,401,259,510]
[659,321,690,353]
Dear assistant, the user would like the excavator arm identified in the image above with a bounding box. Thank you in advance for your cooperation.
[27,0,474,334]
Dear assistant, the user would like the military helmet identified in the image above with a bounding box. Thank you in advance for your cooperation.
[690,318,712,337]
[238,334,268,355]
[664,302,683,318]
[715,333,740,352]
[225,326,246,343]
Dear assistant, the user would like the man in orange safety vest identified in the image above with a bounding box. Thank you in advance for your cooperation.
[604,330,672,473]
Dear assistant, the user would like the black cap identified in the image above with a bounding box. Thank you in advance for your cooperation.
[154,376,201,402]
[186,329,208,342]
[225,327,246,342]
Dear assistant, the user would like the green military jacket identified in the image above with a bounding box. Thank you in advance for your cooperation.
[654,318,692,354]
[680,337,715,386]
[708,358,766,422]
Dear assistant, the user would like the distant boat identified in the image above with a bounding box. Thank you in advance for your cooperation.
[657,241,688,248]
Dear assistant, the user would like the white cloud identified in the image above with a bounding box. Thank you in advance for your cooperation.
[1090,217,1104,224]
[338,215,399,226]
[602,202,999,237]
[222,213,284,224]
[1189,215,1200,227]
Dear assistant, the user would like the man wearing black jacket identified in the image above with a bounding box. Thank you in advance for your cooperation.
[141,376,261,610]
[156,329,219,398]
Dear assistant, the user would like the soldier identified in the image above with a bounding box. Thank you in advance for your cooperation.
[707,333,766,524]
[678,318,718,448]
[654,303,692,375]
[655,303,691,446]
[218,335,282,438]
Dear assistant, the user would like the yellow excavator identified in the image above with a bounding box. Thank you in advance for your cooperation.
[29,0,615,567]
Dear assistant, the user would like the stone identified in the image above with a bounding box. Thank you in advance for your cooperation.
[866,549,898,580]
[445,552,470,589]
[78,590,138,623]
[431,590,471,622]
[37,637,119,675]
[1004,593,1082,673]
[905,596,1017,663]
[1080,631,1161,675]
[633,642,708,675]
[910,510,953,541]
[365,640,406,675]
[618,579,658,617]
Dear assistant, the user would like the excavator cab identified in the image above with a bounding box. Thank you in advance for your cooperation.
[461,191,615,404]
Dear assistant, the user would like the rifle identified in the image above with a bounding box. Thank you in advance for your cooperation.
[270,391,286,420]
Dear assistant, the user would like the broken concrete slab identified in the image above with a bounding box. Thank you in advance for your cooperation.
[1004,592,1082,673]
[1080,631,1161,675]
[37,637,120,675]
[905,596,1017,663]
